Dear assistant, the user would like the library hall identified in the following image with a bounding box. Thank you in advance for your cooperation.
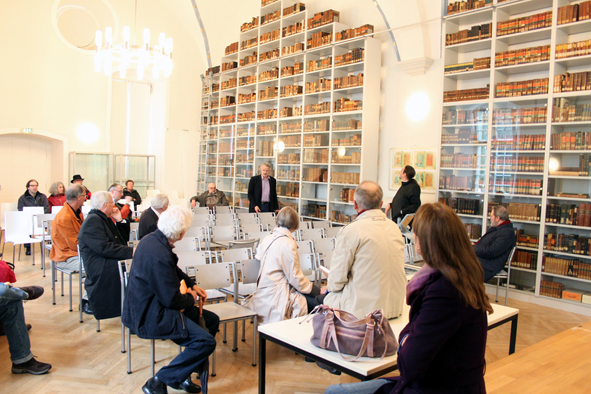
[2,0,591,393]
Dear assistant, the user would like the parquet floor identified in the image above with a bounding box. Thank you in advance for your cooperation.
[1,245,589,393]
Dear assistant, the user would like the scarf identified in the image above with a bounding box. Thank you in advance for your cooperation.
[406,264,436,305]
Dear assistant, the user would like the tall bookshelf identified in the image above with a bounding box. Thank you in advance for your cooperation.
[199,0,381,225]
[440,0,591,314]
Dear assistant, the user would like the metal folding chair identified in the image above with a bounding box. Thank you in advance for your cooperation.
[494,247,517,306]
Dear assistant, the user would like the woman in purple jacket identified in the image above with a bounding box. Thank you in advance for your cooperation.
[325,202,493,394]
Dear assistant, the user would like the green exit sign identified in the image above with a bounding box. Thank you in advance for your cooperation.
[22,128,33,133]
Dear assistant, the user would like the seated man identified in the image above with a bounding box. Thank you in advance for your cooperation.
[71,174,91,200]
[123,179,142,211]
[473,205,516,282]
[50,184,91,312]
[78,192,134,320]
[123,207,219,394]
[17,179,50,255]
[108,184,132,243]
[0,283,51,375]
[138,193,169,240]
[194,183,229,208]
[321,181,407,320]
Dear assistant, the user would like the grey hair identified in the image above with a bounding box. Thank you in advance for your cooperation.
[151,193,169,209]
[354,181,383,210]
[261,162,272,169]
[49,182,65,196]
[276,206,299,231]
[90,191,112,210]
[158,206,192,241]
[492,205,510,221]
[108,183,122,192]
[66,184,85,202]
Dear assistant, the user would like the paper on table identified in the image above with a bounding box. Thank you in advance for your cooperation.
[319,265,330,276]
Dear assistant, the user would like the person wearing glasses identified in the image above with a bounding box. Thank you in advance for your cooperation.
[17,179,50,255]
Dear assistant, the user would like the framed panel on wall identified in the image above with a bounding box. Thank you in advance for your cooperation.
[390,149,437,191]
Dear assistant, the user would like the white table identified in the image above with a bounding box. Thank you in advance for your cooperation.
[257,303,519,393]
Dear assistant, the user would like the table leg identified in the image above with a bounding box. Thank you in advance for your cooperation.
[258,334,266,394]
[509,315,518,355]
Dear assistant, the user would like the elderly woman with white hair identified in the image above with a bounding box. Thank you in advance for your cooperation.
[78,191,134,319]
[242,206,322,325]
[122,206,219,394]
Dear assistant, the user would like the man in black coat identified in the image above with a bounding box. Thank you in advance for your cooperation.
[473,205,516,282]
[123,180,142,211]
[123,207,219,394]
[17,179,50,255]
[247,162,278,213]
[385,165,421,223]
[78,191,134,319]
[138,193,169,239]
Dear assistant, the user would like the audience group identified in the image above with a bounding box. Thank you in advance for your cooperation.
[3,167,516,394]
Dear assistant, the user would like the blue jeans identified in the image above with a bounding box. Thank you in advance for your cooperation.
[0,284,33,364]
[324,379,390,394]
[155,309,218,388]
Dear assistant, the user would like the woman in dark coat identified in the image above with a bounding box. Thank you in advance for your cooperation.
[78,191,133,320]
[325,202,493,394]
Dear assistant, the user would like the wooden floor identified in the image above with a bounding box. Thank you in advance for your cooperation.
[1,245,589,394]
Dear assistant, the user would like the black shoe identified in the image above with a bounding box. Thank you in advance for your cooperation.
[12,357,52,375]
[178,377,201,393]
[25,248,31,256]
[304,357,315,363]
[316,361,341,375]
[82,299,94,315]
[142,376,168,394]
[19,286,44,301]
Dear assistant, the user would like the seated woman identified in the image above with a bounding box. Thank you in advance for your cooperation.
[243,206,321,324]
[47,182,66,208]
[325,202,492,394]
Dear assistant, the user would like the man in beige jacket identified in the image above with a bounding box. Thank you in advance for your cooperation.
[323,181,406,320]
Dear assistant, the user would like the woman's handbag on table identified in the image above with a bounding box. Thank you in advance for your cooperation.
[305,305,398,361]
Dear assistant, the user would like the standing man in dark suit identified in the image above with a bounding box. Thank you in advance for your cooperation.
[138,193,169,239]
[473,205,516,282]
[248,162,279,213]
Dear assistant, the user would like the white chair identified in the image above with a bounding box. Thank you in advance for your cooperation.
[214,214,237,226]
[257,212,276,227]
[494,247,517,306]
[174,236,202,252]
[236,212,258,220]
[299,228,325,240]
[129,222,139,242]
[77,245,99,332]
[35,213,55,276]
[234,258,261,341]
[190,214,213,228]
[241,223,263,234]
[0,202,18,228]
[296,240,314,254]
[228,238,260,253]
[81,205,91,217]
[298,253,317,283]
[220,248,252,263]
[213,206,233,214]
[192,207,211,215]
[136,204,150,213]
[175,250,211,272]
[238,216,260,226]
[191,263,258,376]
[312,221,330,229]
[51,206,63,214]
[244,232,271,244]
[167,190,179,200]
[324,227,341,238]
[210,225,239,248]
[4,211,43,264]
[313,237,335,281]
[184,226,207,240]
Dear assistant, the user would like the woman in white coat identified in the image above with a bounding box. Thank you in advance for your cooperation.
[242,207,321,324]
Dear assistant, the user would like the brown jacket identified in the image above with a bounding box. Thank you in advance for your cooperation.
[50,204,84,262]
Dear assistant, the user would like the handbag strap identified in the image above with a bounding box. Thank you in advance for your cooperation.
[256,233,288,286]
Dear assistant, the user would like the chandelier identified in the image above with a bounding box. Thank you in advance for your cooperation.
[93,2,173,80]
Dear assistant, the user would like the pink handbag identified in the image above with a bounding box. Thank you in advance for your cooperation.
[307,305,398,361]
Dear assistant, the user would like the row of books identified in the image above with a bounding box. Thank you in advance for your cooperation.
[331,210,355,223]
[280,84,303,97]
[439,175,484,192]
[218,155,233,166]
[516,229,539,249]
[260,48,280,62]
[497,11,552,36]
[218,142,233,152]
[552,100,591,122]
[222,61,238,72]
[304,119,329,132]
[225,42,239,55]
[489,178,543,196]
[444,57,490,74]
[490,134,546,150]
[545,233,591,256]
[543,257,591,280]
[261,0,278,7]
[332,134,361,146]
[307,31,332,50]
[278,135,300,148]
[441,152,481,168]
[495,45,551,68]
[546,203,591,227]
[241,17,259,33]
[216,167,233,177]
[511,250,538,270]
[281,122,301,133]
[554,71,591,93]
[490,156,545,173]
[235,152,253,163]
[277,182,299,198]
[283,22,304,38]
[258,124,276,135]
[540,280,565,299]
[443,86,489,103]
[307,10,340,30]
[549,154,591,176]
[334,48,365,67]
[303,203,327,220]
[442,109,488,125]
[259,68,279,81]
[220,114,235,124]
[277,168,300,181]
[304,102,331,115]
[240,52,258,67]
[334,98,362,112]
[303,134,329,147]
[488,201,541,221]
[334,73,363,90]
[221,78,238,91]
[238,93,256,104]
[441,130,486,144]
[302,168,328,182]
[260,86,278,100]
[340,188,355,203]
[550,131,591,151]
[333,119,362,131]
[492,107,547,125]
[258,140,275,156]
[332,151,361,164]
[438,197,483,216]
[279,105,302,118]
[335,24,374,42]
[235,181,248,192]
[282,3,305,18]
[306,78,331,93]
[556,39,591,59]
[557,1,591,25]
[446,0,491,16]
[241,38,258,51]
[307,56,332,72]
[260,29,280,44]
[331,171,360,185]
[303,148,329,164]
[282,42,304,56]
[281,63,304,77]
[495,78,549,98]
[445,23,491,46]
[237,111,255,122]
[239,75,257,86]
[465,223,482,240]
[261,10,281,26]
